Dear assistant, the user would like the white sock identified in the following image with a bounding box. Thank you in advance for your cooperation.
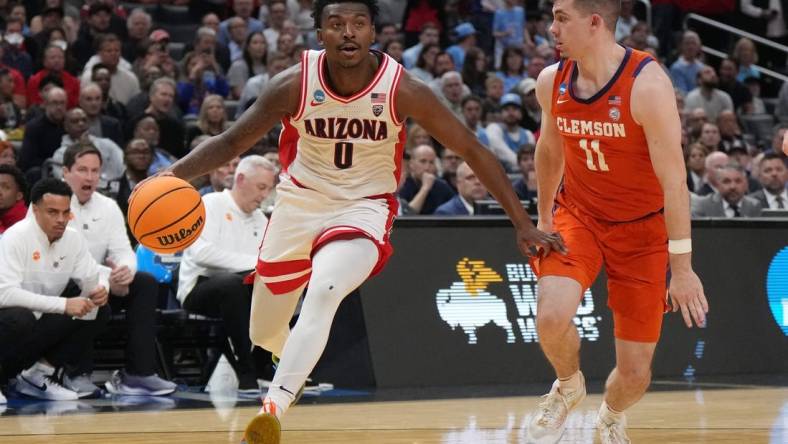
[558,370,582,394]
[599,401,625,423]
[263,238,378,417]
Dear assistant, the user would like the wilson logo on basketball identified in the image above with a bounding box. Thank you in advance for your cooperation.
[156,215,204,247]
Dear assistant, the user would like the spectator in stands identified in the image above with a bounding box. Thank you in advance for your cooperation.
[743,0,788,70]
[37,26,80,76]
[717,111,751,153]
[30,6,67,55]
[462,95,489,147]
[516,78,540,132]
[775,81,788,122]
[684,65,733,122]
[2,18,35,81]
[122,8,152,63]
[497,46,526,95]
[225,16,249,63]
[27,45,79,109]
[435,162,488,216]
[744,76,767,115]
[79,83,123,147]
[513,145,536,201]
[0,164,26,235]
[382,38,404,65]
[133,36,179,88]
[186,95,229,148]
[409,42,439,83]
[770,123,788,154]
[697,151,731,196]
[686,143,710,194]
[717,58,753,113]
[51,107,123,178]
[90,64,126,122]
[372,22,398,51]
[482,74,505,122]
[623,21,658,52]
[733,38,761,83]
[401,0,445,48]
[18,86,66,177]
[398,144,455,215]
[440,148,462,192]
[447,23,478,69]
[461,47,489,98]
[80,34,140,106]
[686,107,708,141]
[114,138,152,219]
[0,178,110,401]
[23,75,64,124]
[486,93,533,172]
[526,55,547,82]
[189,26,231,74]
[138,78,186,159]
[749,152,788,209]
[276,31,298,64]
[432,50,456,83]
[404,123,433,153]
[72,2,114,66]
[129,115,170,176]
[615,0,638,41]
[201,12,221,34]
[0,141,15,166]
[199,156,241,196]
[492,0,525,65]
[228,32,268,100]
[439,71,465,119]
[220,0,264,49]
[178,156,275,390]
[0,69,21,130]
[59,142,175,397]
[402,22,440,69]
[236,53,291,118]
[177,51,229,117]
[698,122,723,153]
[692,163,763,217]
[670,31,704,94]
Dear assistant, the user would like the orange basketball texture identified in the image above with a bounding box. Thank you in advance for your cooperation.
[128,176,206,253]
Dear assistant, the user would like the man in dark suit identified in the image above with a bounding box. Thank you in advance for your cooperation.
[435,162,489,216]
[80,83,124,147]
[398,145,455,215]
[749,152,788,209]
[692,163,763,217]
[695,151,729,196]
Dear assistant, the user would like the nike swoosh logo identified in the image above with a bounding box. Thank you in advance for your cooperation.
[21,375,47,392]
[310,100,323,106]
[557,99,570,104]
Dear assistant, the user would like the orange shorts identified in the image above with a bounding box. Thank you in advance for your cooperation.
[531,201,669,342]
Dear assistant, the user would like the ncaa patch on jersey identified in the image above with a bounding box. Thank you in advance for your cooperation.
[313,90,325,104]
[372,104,384,116]
[609,107,621,121]
[559,83,567,96]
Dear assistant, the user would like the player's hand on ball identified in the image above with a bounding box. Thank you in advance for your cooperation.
[516,225,568,258]
[669,270,708,328]
[129,170,175,202]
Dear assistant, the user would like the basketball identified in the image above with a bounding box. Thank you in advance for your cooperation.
[127,176,206,254]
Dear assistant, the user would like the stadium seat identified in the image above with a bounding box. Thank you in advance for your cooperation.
[157,4,191,24]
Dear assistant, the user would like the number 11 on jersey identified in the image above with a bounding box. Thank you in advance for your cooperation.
[579,138,609,172]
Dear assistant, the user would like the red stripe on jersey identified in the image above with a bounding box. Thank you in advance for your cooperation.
[257,258,312,277]
[264,272,311,295]
[292,51,309,121]
[392,125,407,186]
[317,51,390,104]
[278,117,300,173]
[388,65,404,126]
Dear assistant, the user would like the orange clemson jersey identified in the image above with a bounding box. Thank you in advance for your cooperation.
[551,47,664,222]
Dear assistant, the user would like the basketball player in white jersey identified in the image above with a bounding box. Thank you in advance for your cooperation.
[152,1,565,442]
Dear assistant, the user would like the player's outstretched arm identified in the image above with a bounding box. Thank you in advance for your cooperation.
[396,70,566,257]
[633,62,708,328]
[533,63,565,233]
[167,64,303,181]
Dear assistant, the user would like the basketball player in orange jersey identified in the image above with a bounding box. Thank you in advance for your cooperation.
[145,1,565,442]
[525,1,708,443]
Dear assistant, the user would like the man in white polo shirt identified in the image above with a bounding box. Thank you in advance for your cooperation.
[60,142,176,397]
[178,155,274,390]
[0,178,109,402]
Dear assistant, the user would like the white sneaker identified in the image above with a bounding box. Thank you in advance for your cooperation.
[63,374,102,398]
[526,373,587,444]
[15,363,78,401]
[0,388,6,404]
[597,407,631,443]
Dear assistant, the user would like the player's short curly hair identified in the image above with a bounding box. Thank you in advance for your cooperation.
[312,0,379,29]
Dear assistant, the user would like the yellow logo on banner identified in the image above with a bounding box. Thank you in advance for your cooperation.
[456,258,503,296]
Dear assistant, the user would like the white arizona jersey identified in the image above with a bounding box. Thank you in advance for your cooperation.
[279,49,407,200]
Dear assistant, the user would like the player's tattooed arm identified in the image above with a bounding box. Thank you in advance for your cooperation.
[168,63,302,181]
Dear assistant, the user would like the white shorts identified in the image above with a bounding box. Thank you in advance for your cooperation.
[254,178,397,295]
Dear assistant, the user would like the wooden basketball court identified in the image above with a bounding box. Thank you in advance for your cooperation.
[0,383,784,443]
